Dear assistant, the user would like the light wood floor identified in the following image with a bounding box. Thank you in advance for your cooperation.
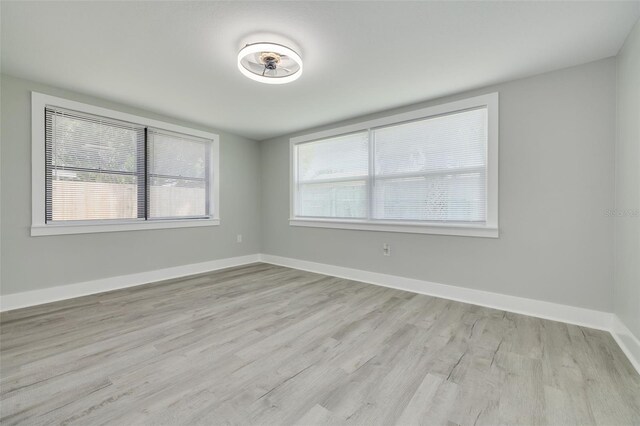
[1,263,639,425]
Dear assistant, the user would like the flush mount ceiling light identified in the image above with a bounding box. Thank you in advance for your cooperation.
[237,42,303,84]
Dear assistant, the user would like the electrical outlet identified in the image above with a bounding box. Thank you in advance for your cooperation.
[382,243,391,256]
[236,234,243,243]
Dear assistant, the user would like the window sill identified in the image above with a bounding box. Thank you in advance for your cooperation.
[289,218,499,238]
[31,218,220,236]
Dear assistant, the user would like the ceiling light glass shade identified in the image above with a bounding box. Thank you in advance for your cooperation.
[237,42,303,84]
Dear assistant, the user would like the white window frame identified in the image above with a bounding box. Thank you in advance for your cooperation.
[31,92,220,236]
[290,93,499,238]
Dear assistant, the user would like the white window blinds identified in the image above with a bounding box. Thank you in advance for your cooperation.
[292,105,492,229]
[148,130,210,219]
[45,108,213,224]
[296,132,368,218]
[373,108,487,222]
[45,107,145,222]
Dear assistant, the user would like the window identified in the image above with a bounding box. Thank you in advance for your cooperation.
[147,129,211,219]
[45,108,146,222]
[296,132,369,219]
[32,93,219,236]
[290,93,498,237]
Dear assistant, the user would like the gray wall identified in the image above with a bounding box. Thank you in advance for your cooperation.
[0,57,624,315]
[615,20,640,338]
[0,74,261,295]
[261,58,616,312]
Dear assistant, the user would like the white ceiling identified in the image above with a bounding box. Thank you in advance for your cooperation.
[2,1,638,141]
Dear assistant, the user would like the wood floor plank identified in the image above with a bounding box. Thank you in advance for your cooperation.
[1,263,638,425]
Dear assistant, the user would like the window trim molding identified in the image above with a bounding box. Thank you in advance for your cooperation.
[289,93,499,238]
[31,92,220,236]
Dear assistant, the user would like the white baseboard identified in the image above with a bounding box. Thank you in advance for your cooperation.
[2,252,611,330]
[2,252,636,375]
[611,315,640,374]
[259,254,640,374]
[258,254,613,331]
[0,254,260,312]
